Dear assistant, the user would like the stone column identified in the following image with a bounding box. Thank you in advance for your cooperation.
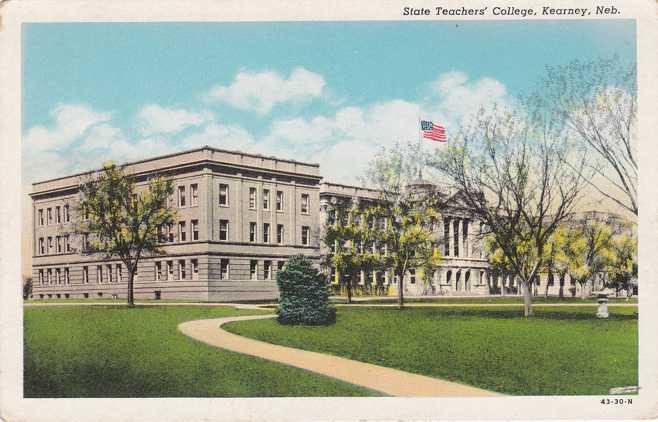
[236,173,243,242]
[448,217,454,257]
[455,218,461,257]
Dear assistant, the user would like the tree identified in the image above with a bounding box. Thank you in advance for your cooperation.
[77,163,176,307]
[321,199,387,304]
[277,255,336,325]
[431,106,587,316]
[361,141,443,308]
[606,230,637,298]
[532,57,637,215]
[554,219,615,299]
[23,277,33,300]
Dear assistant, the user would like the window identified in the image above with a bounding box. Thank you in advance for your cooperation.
[38,269,44,285]
[64,268,70,284]
[116,264,122,282]
[191,220,199,241]
[167,223,175,243]
[219,183,229,206]
[263,189,270,210]
[249,187,257,209]
[56,236,62,253]
[47,269,52,284]
[97,265,103,283]
[55,206,61,224]
[155,262,162,281]
[82,266,88,284]
[409,268,416,284]
[38,209,44,226]
[220,259,229,280]
[277,224,284,244]
[249,222,256,243]
[264,261,272,280]
[107,264,113,283]
[453,219,460,257]
[167,260,174,281]
[64,235,70,253]
[301,194,309,214]
[277,261,285,272]
[276,191,284,211]
[191,259,198,280]
[179,221,187,242]
[82,234,89,251]
[63,205,70,222]
[47,208,52,224]
[178,260,186,280]
[190,184,199,206]
[178,186,186,208]
[250,260,258,280]
[47,237,53,253]
[219,220,229,241]
[157,225,166,242]
[301,226,310,246]
[548,274,555,286]
[38,238,44,255]
[263,223,270,243]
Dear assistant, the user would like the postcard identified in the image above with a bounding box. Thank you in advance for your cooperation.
[0,0,656,421]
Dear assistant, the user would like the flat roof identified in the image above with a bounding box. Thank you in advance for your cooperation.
[31,145,320,186]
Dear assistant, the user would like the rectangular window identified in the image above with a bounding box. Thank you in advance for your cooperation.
[219,219,229,241]
[277,224,284,244]
[157,225,165,242]
[38,238,44,255]
[190,183,199,206]
[179,221,187,242]
[178,186,186,208]
[191,259,198,280]
[63,205,70,222]
[97,265,103,283]
[264,261,272,280]
[191,220,199,241]
[82,234,89,251]
[220,259,229,280]
[167,223,174,243]
[155,262,162,281]
[107,264,113,283]
[276,190,284,211]
[117,264,123,282]
[249,222,256,243]
[47,208,52,224]
[47,269,52,284]
[301,194,309,214]
[167,260,174,281]
[47,237,53,253]
[64,235,70,253]
[277,261,285,272]
[56,236,62,253]
[38,269,44,285]
[56,268,61,285]
[178,260,186,280]
[38,209,43,226]
[262,189,270,210]
[409,268,416,284]
[249,187,257,209]
[219,183,229,206]
[250,260,258,280]
[453,219,460,257]
[55,206,61,224]
[263,223,270,243]
[82,266,88,284]
[301,226,310,246]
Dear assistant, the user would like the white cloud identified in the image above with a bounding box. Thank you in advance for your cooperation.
[137,104,214,136]
[205,67,326,115]
[23,104,112,153]
[178,123,257,153]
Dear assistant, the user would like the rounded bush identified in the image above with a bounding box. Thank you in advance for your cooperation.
[277,255,336,325]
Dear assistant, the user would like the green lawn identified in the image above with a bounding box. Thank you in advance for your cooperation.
[23,306,379,397]
[226,306,638,395]
[331,296,638,305]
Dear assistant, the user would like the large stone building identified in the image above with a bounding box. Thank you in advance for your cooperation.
[31,147,321,301]
[30,146,630,301]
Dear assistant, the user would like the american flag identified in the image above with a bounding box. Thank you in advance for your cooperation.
[421,120,446,142]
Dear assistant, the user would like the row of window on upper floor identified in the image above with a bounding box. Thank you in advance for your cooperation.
[37,205,71,226]
[173,183,311,214]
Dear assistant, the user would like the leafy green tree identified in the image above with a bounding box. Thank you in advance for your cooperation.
[554,220,614,299]
[77,163,176,307]
[606,231,637,298]
[277,255,336,325]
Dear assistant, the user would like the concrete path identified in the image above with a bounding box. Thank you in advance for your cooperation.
[178,314,499,397]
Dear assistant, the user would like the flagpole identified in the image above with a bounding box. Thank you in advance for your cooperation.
[418,113,423,180]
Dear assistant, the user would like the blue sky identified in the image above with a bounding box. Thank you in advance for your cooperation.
[22,20,636,186]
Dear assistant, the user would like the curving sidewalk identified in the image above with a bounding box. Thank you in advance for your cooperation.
[178,314,500,397]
